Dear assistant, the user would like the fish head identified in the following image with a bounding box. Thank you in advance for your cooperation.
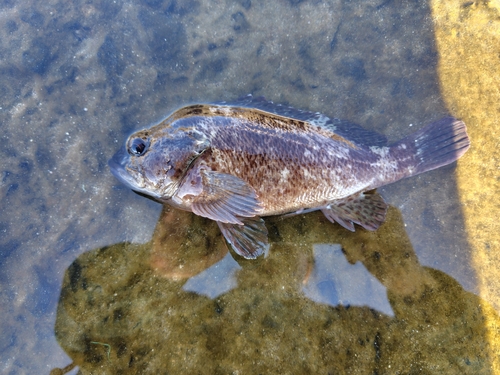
[109,126,209,201]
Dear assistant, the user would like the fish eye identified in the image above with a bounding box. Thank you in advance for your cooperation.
[128,138,149,156]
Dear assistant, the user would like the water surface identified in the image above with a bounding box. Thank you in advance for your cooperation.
[0,0,498,373]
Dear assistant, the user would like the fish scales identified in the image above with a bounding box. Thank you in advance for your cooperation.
[109,95,470,259]
[197,116,378,215]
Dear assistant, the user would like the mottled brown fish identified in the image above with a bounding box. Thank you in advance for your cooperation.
[109,95,470,259]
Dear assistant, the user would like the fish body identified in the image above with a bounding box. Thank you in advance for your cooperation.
[109,95,470,258]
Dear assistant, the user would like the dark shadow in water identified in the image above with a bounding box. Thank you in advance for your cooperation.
[52,204,495,374]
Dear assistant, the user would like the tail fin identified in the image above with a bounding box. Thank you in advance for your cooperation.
[391,117,470,176]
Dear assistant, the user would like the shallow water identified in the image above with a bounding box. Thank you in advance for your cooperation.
[0,0,498,374]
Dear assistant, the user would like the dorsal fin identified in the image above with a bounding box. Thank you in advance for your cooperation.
[329,119,387,147]
[220,94,387,147]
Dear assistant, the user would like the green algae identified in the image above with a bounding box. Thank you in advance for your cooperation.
[54,206,499,374]
[431,0,500,371]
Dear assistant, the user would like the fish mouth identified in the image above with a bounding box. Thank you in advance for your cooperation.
[108,146,163,199]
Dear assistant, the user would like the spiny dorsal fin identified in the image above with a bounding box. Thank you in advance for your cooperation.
[220,94,387,147]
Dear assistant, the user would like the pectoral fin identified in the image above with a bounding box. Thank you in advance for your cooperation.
[191,170,263,225]
[217,216,269,259]
[321,191,388,231]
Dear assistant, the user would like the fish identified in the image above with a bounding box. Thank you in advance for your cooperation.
[109,95,470,259]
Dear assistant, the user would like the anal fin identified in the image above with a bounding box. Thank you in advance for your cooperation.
[217,216,269,259]
[321,191,388,231]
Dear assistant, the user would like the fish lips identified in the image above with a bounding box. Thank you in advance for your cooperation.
[108,146,163,199]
